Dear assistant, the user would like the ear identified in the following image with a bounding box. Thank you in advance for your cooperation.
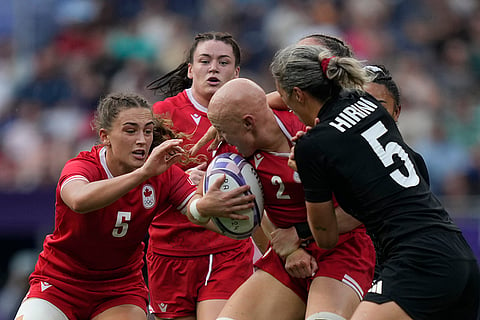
[187,63,193,80]
[99,129,110,146]
[242,114,255,130]
[393,104,402,122]
[292,87,304,103]
[234,66,240,78]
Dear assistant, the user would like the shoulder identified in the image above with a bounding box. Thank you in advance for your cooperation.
[65,146,100,167]
[272,109,306,137]
[153,91,189,113]
[60,146,103,185]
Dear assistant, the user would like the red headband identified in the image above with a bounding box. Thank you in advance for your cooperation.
[321,56,335,75]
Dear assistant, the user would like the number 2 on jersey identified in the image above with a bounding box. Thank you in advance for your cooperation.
[271,176,291,199]
[112,211,131,237]
[361,121,419,188]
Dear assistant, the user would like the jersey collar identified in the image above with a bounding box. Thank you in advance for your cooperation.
[186,88,208,114]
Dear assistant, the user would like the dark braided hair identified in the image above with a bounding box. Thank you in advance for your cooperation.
[147,31,241,98]
[298,34,354,58]
[364,64,401,114]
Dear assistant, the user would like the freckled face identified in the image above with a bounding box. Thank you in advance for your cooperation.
[188,40,240,106]
[102,107,154,176]
[364,82,399,121]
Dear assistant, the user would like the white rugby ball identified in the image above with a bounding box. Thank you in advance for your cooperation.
[203,153,264,240]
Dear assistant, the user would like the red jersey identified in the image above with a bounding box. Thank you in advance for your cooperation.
[153,89,237,170]
[150,89,249,256]
[31,145,196,283]
[249,110,307,228]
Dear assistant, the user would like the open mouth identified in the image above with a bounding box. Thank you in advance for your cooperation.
[207,77,220,85]
[132,149,146,160]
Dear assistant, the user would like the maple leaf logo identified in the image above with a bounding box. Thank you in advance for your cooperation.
[142,184,155,209]
[144,188,152,197]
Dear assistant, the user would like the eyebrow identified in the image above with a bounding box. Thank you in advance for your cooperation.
[198,53,232,59]
[122,121,155,127]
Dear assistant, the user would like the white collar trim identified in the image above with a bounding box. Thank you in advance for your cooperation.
[99,146,114,179]
[186,88,208,113]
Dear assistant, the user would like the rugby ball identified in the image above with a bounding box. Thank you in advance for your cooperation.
[203,153,264,240]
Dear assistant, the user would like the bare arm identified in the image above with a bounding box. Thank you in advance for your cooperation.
[251,219,270,254]
[306,200,338,249]
[261,212,302,257]
[335,206,362,233]
[61,139,184,213]
[266,91,289,110]
[190,125,222,156]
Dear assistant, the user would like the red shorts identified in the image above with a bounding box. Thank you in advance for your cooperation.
[24,271,148,320]
[255,228,375,303]
[147,242,254,318]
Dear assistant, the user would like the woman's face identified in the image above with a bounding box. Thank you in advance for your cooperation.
[276,82,316,127]
[188,40,240,106]
[101,107,155,176]
[364,82,400,121]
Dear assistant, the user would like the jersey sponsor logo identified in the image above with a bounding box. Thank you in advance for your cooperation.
[253,153,264,168]
[191,114,201,125]
[329,97,378,133]
[159,303,168,312]
[40,281,52,292]
[368,279,383,294]
[142,184,156,209]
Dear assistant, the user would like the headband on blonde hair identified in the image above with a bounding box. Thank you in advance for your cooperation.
[321,56,335,75]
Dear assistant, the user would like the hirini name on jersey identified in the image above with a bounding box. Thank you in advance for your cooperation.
[329,97,378,133]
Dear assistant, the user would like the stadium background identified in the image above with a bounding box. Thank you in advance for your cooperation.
[0,0,479,318]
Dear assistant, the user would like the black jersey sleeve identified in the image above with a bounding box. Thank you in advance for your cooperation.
[294,131,333,203]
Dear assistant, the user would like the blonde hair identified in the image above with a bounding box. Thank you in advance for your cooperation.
[270,44,371,101]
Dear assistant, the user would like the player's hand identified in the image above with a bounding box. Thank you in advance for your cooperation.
[270,226,301,259]
[287,146,297,171]
[291,118,319,143]
[142,139,184,177]
[185,162,207,185]
[284,248,318,278]
[197,174,255,220]
[190,126,223,155]
[288,118,319,171]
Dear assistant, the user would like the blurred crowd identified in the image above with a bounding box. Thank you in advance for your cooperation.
[0,0,479,198]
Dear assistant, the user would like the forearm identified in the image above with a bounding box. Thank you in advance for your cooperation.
[252,223,270,254]
[61,168,150,213]
[264,212,302,258]
[306,201,338,249]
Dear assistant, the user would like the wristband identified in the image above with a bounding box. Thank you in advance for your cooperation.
[189,198,209,223]
[294,222,312,239]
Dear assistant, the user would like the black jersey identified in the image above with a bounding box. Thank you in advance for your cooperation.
[295,90,459,254]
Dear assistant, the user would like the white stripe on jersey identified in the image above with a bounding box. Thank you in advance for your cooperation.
[177,191,196,214]
[273,114,294,142]
[342,274,364,299]
[60,175,89,192]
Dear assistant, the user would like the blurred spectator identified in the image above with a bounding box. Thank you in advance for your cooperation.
[13,44,72,109]
[0,249,37,320]
[415,121,471,196]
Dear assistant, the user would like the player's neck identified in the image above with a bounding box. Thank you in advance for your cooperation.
[262,123,291,153]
